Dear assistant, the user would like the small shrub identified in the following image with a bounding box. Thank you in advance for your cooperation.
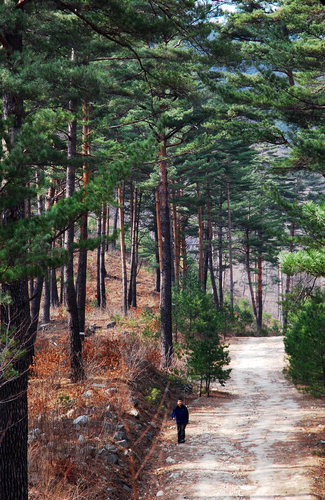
[284,291,325,395]
[145,387,161,403]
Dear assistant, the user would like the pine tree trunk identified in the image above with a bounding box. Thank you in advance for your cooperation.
[245,228,258,321]
[65,89,84,382]
[0,19,31,500]
[50,267,59,307]
[158,138,173,366]
[43,273,51,323]
[76,100,90,332]
[96,214,102,307]
[118,183,128,315]
[227,182,234,314]
[128,188,140,307]
[207,191,219,307]
[283,222,295,331]
[197,186,205,287]
[154,213,161,292]
[100,204,107,309]
[218,193,224,308]
[171,182,180,285]
[256,253,263,335]
[155,188,163,277]
[112,194,118,249]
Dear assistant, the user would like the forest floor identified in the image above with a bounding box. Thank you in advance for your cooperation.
[141,337,325,500]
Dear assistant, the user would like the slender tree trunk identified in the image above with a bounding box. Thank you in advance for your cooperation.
[128,188,140,307]
[207,191,219,307]
[171,182,180,285]
[197,186,205,287]
[155,188,163,276]
[100,204,107,309]
[154,212,161,293]
[158,137,173,365]
[65,85,84,382]
[118,183,128,315]
[218,192,224,308]
[226,182,234,313]
[112,195,118,249]
[50,267,59,307]
[76,100,90,332]
[43,274,51,323]
[96,214,102,307]
[106,204,110,250]
[245,228,258,321]
[256,253,263,335]
[283,222,295,331]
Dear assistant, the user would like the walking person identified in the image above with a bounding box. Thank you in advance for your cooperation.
[171,398,189,443]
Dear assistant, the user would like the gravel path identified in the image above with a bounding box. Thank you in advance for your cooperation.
[143,337,324,500]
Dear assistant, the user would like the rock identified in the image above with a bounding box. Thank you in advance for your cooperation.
[73,415,89,426]
[66,409,74,418]
[117,424,125,430]
[92,383,106,388]
[78,435,85,443]
[157,491,164,497]
[129,409,139,418]
[104,453,119,465]
[122,484,132,492]
[83,390,94,398]
[114,430,127,441]
[28,428,42,442]
[165,457,175,464]
[82,445,96,457]
[103,444,118,453]
[105,387,118,395]
[116,440,128,447]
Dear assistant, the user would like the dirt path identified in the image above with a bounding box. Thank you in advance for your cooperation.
[142,337,324,500]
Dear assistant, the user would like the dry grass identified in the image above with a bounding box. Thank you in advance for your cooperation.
[28,249,176,500]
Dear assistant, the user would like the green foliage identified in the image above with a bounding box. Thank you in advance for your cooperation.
[141,307,160,339]
[284,291,325,395]
[173,272,231,395]
[145,387,161,403]
[0,333,24,381]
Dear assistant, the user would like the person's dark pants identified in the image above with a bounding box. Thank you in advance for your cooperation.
[177,423,186,443]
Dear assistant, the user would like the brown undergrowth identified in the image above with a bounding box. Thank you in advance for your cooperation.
[28,251,190,500]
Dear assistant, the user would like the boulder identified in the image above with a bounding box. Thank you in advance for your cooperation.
[73,415,89,426]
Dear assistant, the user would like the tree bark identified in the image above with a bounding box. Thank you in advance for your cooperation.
[128,188,140,307]
[218,192,224,308]
[171,181,180,285]
[283,222,295,331]
[154,211,161,293]
[245,228,258,321]
[158,137,173,366]
[118,183,128,315]
[65,87,84,382]
[96,213,102,307]
[256,253,263,335]
[76,100,90,332]
[227,182,234,314]
[197,186,205,287]
[207,191,219,307]
[100,204,107,308]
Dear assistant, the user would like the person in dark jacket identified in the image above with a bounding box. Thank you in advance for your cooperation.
[171,398,189,443]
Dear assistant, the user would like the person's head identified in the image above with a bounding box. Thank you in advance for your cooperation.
[177,398,184,406]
